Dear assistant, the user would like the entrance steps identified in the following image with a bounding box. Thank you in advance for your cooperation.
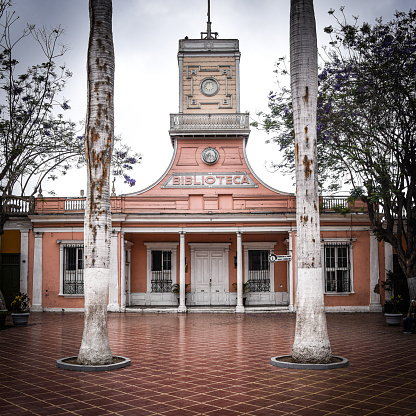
[124,305,290,314]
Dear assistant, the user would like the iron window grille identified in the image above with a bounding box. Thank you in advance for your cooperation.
[324,243,351,293]
[248,250,270,292]
[63,245,84,295]
[151,250,172,292]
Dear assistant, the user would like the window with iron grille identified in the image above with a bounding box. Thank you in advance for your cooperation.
[151,251,172,292]
[248,250,270,292]
[324,243,351,293]
[63,245,84,295]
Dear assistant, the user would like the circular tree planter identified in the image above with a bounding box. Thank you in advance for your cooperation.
[56,356,131,372]
[271,355,349,370]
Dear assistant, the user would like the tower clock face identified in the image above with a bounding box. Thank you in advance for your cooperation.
[200,78,219,96]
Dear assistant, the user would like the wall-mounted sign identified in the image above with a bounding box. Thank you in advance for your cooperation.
[162,172,258,188]
[269,254,292,263]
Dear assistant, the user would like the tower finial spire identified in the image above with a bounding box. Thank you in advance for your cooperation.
[201,0,218,39]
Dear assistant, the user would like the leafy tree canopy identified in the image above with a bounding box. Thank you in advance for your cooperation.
[254,8,416,296]
[0,0,140,232]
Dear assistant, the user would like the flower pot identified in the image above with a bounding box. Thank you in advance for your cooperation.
[384,313,402,326]
[11,312,30,327]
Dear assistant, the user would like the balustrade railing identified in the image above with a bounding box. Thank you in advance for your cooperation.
[321,197,349,210]
[65,198,85,211]
[1,196,35,215]
[170,113,250,131]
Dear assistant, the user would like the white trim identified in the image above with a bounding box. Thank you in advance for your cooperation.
[321,240,354,295]
[108,233,119,311]
[144,242,178,306]
[243,242,277,304]
[122,227,294,234]
[325,306,371,313]
[57,241,85,297]
[32,233,43,312]
[188,242,231,249]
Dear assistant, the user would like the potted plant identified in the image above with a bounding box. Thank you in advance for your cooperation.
[384,295,404,326]
[232,281,251,306]
[10,292,31,326]
[171,283,190,305]
[375,271,405,326]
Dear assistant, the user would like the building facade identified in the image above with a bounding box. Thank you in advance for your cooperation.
[1,31,393,313]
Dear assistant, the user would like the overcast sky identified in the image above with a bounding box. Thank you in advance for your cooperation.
[9,0,415,197]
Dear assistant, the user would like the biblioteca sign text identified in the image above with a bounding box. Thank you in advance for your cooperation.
[162,172,258,188]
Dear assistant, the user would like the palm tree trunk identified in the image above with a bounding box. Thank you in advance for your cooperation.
[77,0,114,365]
[290,0,332,363]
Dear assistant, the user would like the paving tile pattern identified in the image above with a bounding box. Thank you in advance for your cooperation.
[0,312,415,415]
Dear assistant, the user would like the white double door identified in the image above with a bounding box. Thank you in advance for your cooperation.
[190,243,230,306]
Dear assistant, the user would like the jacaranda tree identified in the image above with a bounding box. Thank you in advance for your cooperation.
[255,8,416,299]
[0,0,140,236]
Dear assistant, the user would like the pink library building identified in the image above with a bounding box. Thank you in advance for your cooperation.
[1,28,392,314]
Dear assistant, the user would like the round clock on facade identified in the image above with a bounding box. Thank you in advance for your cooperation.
[200,78,219,96]
[201,147,219,165]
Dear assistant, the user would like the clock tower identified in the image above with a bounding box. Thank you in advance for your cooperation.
[170,1,248,140]
[177,7,241,114]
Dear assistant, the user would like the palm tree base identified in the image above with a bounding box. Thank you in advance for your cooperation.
[56,356,131,372]
[271,355,349,370]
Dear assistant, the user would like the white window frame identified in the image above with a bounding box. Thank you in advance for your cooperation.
[57,240,84,298]
[321,239,355,295]
[243,242,276,293]
[144,242,178,293]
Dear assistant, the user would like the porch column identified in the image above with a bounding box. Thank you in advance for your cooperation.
[236,231,244,313]
[20,229,29,294]
[108,231,119,312]
[120,232,126,311]
[178,231,187,313]
[288,232,294,312]
[32,233,43,312]
[369,232,382,312]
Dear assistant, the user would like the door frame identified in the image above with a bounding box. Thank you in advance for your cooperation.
[189,243,231,305]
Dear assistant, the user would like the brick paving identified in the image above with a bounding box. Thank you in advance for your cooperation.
[0,312,415,415]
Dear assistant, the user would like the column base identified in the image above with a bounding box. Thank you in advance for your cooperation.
[235,305,245,313]
[369,303,383,312]
[178,305,187,313]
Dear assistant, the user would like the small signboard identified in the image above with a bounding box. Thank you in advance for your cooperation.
[269,254,292,263]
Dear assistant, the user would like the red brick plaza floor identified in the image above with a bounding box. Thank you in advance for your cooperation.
[1,312,415,416]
